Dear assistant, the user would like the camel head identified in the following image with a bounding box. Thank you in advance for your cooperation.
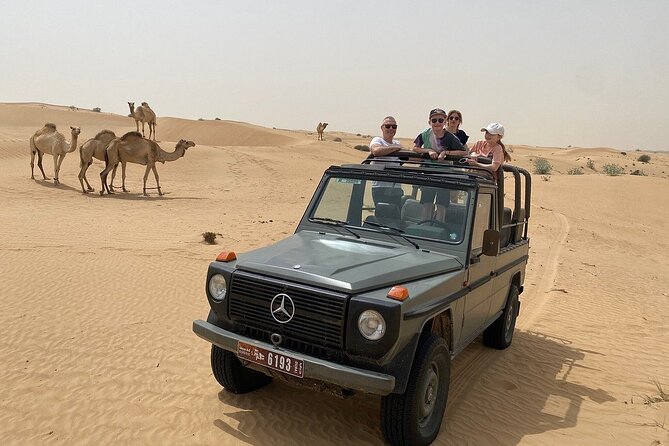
[70,126,81,136]
[177,139,196,156]
[323,123,328,129]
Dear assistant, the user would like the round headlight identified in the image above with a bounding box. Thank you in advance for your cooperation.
[358,310,386,341]
[208,274,228,301]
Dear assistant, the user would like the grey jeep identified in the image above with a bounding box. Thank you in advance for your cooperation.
[193,153,531,446]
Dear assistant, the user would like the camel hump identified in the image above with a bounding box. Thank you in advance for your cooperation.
[44,123,57,130]
[121,131,143,141]
[94,130,116,140]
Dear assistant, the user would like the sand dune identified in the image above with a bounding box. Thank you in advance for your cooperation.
[1,103,667,445]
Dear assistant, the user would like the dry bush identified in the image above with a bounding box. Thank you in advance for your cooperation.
[637,154,651,163]
[533,157,552,174]
[602,163,625,176]
[202,232,220,244]
[354,145,370,152]
[567,167,583,175]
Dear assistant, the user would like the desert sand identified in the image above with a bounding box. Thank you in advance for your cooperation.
[1,102,668,445]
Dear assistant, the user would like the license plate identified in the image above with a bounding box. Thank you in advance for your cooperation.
[237,341,304,378]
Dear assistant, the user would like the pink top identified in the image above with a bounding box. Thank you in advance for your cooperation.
[470,140,504,166]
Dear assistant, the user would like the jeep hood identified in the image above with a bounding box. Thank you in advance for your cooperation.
[234,231,463,293]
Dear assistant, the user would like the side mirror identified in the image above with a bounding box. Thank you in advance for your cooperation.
[482,229,500,256]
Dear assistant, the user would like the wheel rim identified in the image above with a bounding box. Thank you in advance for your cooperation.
[418,363,439,426]
[504,300,516,340]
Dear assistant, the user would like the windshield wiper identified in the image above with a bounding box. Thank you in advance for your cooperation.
[309,217,360,239]
[363,221,420,249]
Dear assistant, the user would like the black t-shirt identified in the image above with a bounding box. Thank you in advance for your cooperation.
[454,129,469,145]
[413,130,465,152]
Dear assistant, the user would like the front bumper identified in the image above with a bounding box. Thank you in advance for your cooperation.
[192,319,395,395]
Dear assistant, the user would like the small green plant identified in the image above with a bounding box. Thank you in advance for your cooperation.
[202,231,220,244]
[92,107,101,112]
[630,169,647,176]
[567,167,583,175]
[637,154,651,163]
[586,159,596,170]
[533,157,552,174]
[354,145,370,152]
[602,163,625,176]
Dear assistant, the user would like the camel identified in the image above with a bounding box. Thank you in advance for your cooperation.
[30,123,81,185]
[99,132,195,196]
[316,122,328,141]
[128,102,157,140]
[78,130,117,193]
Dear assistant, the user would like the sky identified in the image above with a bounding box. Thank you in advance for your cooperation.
[2,0,668,151]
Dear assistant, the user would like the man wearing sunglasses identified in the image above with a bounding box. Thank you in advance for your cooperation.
[369,116,406,205]
[412,108,467,160]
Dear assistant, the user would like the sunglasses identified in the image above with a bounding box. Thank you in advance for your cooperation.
[384,124,397,129]
[448,116,460,121]
[431,118,445,124]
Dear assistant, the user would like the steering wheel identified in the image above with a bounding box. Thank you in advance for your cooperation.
[417,219,449,229]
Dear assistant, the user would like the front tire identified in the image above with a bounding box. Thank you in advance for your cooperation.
[380,333,450,446]
[210,345,272,393]
[483,285,520,349]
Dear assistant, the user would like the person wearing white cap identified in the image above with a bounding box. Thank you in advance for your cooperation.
[466,122,511,176]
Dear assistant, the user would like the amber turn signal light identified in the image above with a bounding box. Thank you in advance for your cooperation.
[387,286,409,301]
[216,251,237,262]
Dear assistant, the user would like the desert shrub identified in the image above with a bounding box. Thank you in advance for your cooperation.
[637,154,651,163]
[215,117,221,121]
[92,107,101,112]
[630,169,647,176]
[533,157,552,174]
[541,175,551,182]
[333,137,343,142]
[621,151,627,156]
[356,133,362,136]
[602,163,625,176]
[586,159,596,170]
[69,105,76,110]
[198,118,205,121]
[567,167,583,175]
[202,232,219,244]
[354,145,370,152]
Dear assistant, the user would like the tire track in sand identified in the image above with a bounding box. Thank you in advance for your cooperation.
[448,209,570,403]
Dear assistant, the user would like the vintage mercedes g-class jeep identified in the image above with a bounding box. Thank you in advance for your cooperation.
[193,153,531,446]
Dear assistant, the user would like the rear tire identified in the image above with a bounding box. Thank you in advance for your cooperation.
[483,285,519,350]
[210,345,272,393]
[380,333,450,446]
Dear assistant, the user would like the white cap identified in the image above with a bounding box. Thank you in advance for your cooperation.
[481,122,505,136]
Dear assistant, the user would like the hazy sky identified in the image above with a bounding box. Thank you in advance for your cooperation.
[2,0,668,151]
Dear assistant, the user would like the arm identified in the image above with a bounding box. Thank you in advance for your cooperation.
[437,133,468,159]
[371,142,404,157]
[412,134,438,159]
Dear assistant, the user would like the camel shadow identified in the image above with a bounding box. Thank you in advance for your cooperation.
[207,330,614,446]
[32,178,80,193]
[91,191,205,201]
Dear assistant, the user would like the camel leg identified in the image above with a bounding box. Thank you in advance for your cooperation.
[36,151,49,180]
[30,149,35,179]
[141,121,146,138]
[143,165,152,196]
[152,123,156,141]
[121,162,128,192]
[79,162,94,193]
[109,164,117,192]
[151,165,162,196]
[100,163,115,196]
[135,120,140,133]
[53,155,60,185]
[55,154,67,186]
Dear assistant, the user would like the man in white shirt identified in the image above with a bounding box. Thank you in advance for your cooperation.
[369,116,406,205]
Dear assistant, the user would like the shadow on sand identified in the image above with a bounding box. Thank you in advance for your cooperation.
[208,330,614,445]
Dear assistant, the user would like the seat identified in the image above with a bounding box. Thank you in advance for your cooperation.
[374,202,401,227]
[401,199,434,229]
[500,207,512,248]
[372,186,403,207]
[512,208,526,243]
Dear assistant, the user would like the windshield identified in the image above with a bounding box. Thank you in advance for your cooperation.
[310,175,470,244]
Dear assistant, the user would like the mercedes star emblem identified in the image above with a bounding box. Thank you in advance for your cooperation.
[270,293,295,324]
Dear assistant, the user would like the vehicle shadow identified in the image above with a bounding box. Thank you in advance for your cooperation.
[210,330,613,446]
[438,330,615,445]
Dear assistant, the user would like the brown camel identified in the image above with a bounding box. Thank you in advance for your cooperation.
[30,123,81,185]
[316,122,328,141]
[78,130,117,193]
[99,132,195,196]
[128,102,157,140]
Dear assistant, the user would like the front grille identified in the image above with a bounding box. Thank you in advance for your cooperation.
[228,271,348,355]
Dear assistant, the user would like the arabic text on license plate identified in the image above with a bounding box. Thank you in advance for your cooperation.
[237,341,304,378]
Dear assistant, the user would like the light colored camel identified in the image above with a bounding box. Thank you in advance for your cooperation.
[30,123,81,185]
[78,130,116,193]
[128,102,157,140]
[99,132,195,196]
[139,102,157,140]
[316,122,328,141]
